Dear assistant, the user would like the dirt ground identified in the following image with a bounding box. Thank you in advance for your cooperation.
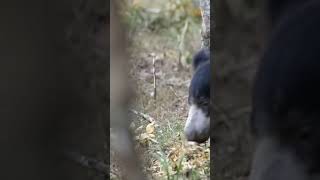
[129,30,211,179]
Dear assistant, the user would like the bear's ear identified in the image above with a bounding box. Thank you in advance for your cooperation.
[193,48,210,70]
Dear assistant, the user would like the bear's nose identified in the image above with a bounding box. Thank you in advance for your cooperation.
[184,127,208,143]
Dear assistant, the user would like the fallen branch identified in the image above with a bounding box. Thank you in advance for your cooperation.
[129,109,155,123]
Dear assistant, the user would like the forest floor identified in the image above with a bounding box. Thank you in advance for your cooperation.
[110,0,210,179]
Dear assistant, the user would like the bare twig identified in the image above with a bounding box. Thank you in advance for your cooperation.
[129,109,155,123]
[152,54,157,100]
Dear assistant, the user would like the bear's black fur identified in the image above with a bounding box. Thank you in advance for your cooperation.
[189,48,210,110]
[266,0,306,26]
[184,48,210,143]
[250,0,320,179]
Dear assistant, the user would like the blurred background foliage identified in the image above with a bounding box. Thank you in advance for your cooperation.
[120,0,201,35]
[118,0,203,65]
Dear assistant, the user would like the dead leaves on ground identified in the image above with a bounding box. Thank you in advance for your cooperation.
[135,122,158,146]
[133,121,210,179]
[164,140,210,177]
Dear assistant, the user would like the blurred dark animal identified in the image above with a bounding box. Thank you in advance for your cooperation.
[250,0,320,179]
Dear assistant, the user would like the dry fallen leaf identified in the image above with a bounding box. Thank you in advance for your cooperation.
[146,123,155,134]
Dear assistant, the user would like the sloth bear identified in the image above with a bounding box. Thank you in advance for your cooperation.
[184,48,210,143]
[250,0,320,179]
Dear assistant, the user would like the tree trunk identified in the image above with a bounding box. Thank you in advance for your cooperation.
[200,0,210,48]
